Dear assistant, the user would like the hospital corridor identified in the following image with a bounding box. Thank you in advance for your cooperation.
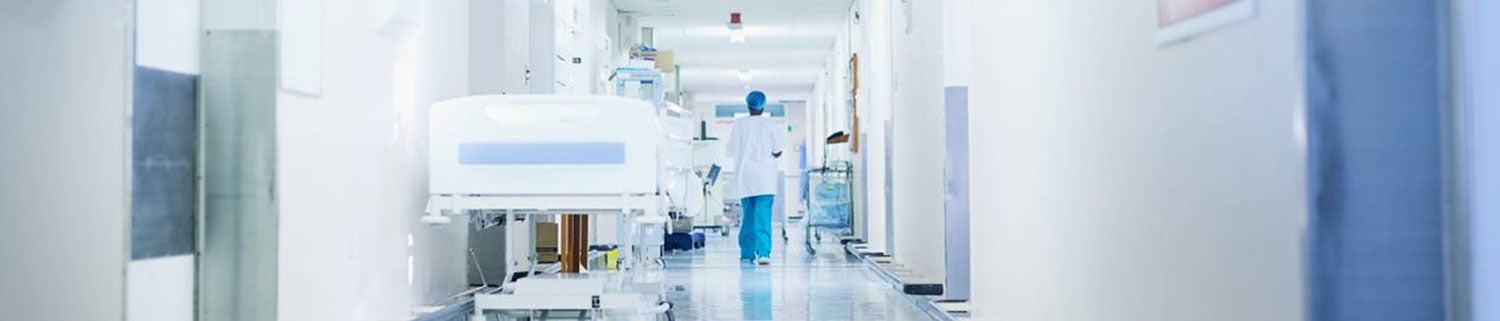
[4,0,1500,320]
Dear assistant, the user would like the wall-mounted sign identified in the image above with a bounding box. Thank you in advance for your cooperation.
[1156,0,1255,45]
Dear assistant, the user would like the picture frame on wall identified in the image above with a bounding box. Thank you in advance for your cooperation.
[848,53,860,153]
[1156,0,1256,45]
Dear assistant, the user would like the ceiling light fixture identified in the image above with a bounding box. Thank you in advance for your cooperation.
[730,29,745,44]
[728,12,745,43]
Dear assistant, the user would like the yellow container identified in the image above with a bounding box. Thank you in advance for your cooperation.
[606,249,619,270]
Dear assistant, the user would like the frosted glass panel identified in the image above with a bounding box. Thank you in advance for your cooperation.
[199,30,278,321]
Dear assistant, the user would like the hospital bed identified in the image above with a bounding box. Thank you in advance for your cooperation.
[422,95,672,320]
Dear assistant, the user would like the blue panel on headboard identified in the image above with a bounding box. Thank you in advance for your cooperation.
[459,142,626,165]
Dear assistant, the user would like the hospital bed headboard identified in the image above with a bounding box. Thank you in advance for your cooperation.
[429,95,657,195]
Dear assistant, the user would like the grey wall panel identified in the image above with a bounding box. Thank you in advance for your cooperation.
[856,132,870,243]
[942,86,970,301]
[132,66,199,260]
[200,29,279,321]
[528,0,556,93]
[884,119,895,255]
[468,221,507,286]
[1306,1,1447,320]
[467,0,505,95]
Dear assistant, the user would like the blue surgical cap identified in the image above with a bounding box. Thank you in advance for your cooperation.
[746,91,767,110]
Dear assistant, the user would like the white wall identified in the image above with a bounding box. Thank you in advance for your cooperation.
[940,0,970,88]
[0,1,133,320]
[967,1,1306,320]
[128,256,194,321]
[857,0,894,253]
[889,0,947,282]
[1464,0,1500,319]
[808,22,839,168]
[275,0,471,320]
[138,0,200,75]
[810,80,834,174]
[809,3,862,241]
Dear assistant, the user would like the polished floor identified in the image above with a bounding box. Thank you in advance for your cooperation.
[661,222,935,321]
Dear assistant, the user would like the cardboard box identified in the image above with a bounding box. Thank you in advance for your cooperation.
[535,222,559,249]
[653,50,675,73]
[536,222,560,263]
[536,253,560,264]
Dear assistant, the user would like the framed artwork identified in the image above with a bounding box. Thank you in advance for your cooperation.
[848,53,860,153]
[1156,0,1255,45]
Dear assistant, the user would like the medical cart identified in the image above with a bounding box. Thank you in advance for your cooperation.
[804,161,854,255]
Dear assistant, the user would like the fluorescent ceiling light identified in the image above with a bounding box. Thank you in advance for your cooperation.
[730,28,745,43]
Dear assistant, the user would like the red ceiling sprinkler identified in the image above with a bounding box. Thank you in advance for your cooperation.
[728,12,745,43]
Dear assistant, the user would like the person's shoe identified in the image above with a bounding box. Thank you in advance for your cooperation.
[756,257,771,265]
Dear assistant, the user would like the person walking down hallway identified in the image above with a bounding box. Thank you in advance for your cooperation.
[728,90,785,266]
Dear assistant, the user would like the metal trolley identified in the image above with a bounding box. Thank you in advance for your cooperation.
[803,161,854,254]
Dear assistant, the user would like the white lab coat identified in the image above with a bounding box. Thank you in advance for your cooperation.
[727,114,785,199]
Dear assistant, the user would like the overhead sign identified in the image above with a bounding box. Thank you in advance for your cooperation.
[714,103,786,118]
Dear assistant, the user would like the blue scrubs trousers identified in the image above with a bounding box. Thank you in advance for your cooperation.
[739,195,775,260]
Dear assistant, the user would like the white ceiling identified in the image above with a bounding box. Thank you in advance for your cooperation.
[612,0,853,105]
